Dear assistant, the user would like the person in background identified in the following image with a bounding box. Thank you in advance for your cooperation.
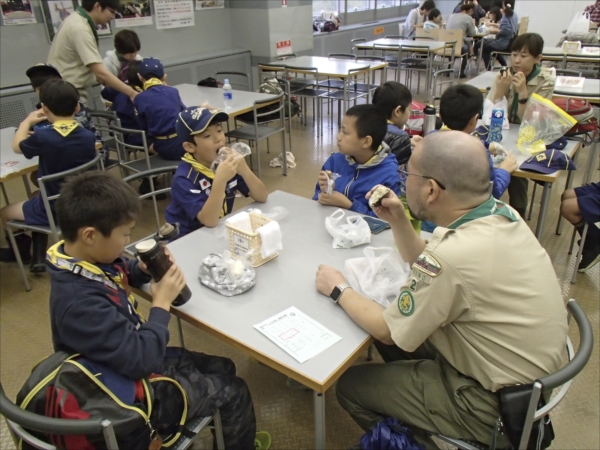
[47,0,138,104]
[446,2,477,77]
[584,0,600,25]
[423,8,442,29]
[453,0,486,25]
[404,0,436,38]
[103,29,143,82]
[476,1,518,68]
[487,33,555,217]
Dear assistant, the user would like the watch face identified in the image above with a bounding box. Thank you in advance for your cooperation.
[330,286,341,302]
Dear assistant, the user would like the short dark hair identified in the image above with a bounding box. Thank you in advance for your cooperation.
[114,29,141,55]
[127,60,143,89]
[372,81,412,119]
[81,0,120,12]
[30,73,61,90]
[439,84,483,131]
[511,33,544,57]
[345,104,387,151]
[39,79,80,117]
[56,172,141,242]
[428,8,441,21]
[460,3,474,12]
[489,6,502,22]
[420,0,436,12]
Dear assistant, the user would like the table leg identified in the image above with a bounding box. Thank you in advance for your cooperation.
[21,174,32,199]
[314,390,326,450]
[535,182,552,239]
[583,140,599,185]
[0,183,8,205]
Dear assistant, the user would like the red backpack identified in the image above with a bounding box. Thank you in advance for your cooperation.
[405,101,425,136]
[552,97,598,136]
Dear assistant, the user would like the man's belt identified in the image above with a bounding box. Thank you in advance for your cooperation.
[154,133,178,140]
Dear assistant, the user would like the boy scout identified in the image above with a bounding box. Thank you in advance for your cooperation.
[315,131,568,448]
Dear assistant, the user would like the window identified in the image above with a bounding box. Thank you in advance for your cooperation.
[312,0,409,17]
[401,0,420,5]
[378,0,401,7]
[347,0,373,12]
[313,0,343,17]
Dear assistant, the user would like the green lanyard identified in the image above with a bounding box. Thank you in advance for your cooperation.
[510,64,541,122]
[76,7,98,46]
[447,196,519,230]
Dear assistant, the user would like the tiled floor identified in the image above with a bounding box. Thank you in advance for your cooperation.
[0,85,598,449]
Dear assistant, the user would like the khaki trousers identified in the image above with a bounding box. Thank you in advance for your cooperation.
[336,341,509,449]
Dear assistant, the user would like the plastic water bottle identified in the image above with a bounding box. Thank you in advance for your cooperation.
[487,108,504,143]
[223,79,233,109]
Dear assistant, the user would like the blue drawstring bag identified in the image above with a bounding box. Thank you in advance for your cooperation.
[360,418,426,450]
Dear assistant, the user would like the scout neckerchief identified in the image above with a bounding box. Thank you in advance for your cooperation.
[76,7,98,46]
[52,119,79,137]
[46,241,145,323]
[447,195,519,230]
[509,64,541,122]
[181,153,230,217]
[143,78,163,91]
[345,144,390,169]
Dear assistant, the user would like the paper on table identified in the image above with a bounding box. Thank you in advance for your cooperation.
[254,306,342,363]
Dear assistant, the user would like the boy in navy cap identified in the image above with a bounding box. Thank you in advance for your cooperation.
[0,79,97,272]
[133,57,186,160]
[165,107,268,239]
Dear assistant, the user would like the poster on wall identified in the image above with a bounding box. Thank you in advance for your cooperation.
[195,0,223,10]
[154,0,194,30]
[1,0,37,25]
[115,0,153,27]
[41,0,75,42]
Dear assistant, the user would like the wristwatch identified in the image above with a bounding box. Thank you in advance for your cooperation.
[518,97,528,104]
[330,284,351,304]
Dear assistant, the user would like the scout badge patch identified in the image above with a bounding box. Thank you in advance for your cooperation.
[397,290,415,316]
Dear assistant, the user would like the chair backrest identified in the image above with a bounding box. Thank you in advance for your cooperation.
[556,69,583,77]
[356,55,385,62]
[351,37,367,53]
[516,299,593,449]
[37,153,103,240]
[416,28,440,40]
[518,16,529,35]
[438,28,464,56]
[329,53,357,61]
[108,123,151,172]
[398,23,405,38]
[283,66,319,84]
[253,92,285,128]
[215,71,250,91]
[385,35,403,39]
[88,110,121,170]
[346,65,371,97]
[1,382,118,450]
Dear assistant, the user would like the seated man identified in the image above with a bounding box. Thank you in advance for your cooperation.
[316,131,568,448]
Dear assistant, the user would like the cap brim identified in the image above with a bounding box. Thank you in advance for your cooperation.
[26,65,62,80]
[190,111,230,135]
[519,163,557,174]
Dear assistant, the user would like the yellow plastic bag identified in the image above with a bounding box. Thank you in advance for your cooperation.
[517,94,577,155]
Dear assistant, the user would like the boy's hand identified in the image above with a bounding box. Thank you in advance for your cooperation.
[150,263,187,311]
[25,109,47,126]
[139,244,175,275]
[236,156,252,176]
[317,192,352,209]
[499,151,518,173]
[410,136,423,147]
[214,155,238,183]
[318,171,330,192]
[366,186,407,224]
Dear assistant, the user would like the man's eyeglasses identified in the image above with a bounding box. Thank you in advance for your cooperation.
[398,168,446,190]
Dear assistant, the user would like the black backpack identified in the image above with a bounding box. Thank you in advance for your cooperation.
[237,78,301,123]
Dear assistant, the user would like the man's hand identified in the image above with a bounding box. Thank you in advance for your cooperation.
[495,70,513,99]
[128,89,138,102]
[410,135,423,147]
[150,264,187,311]
[214,155,238,183]
[317,191,352,208]
[512,71,528,99]
[25,109,47,126]
[315,264,347,297]
[499,151,518,173]
[366,186,407,225]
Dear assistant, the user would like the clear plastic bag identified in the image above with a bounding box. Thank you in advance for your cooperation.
[325,209,371,249]
[323,171,341,195]
[567,11,590,35]
[210,142,252,171]
[344,247,410,307]
[198,250,256,297]
[517,93,577,155]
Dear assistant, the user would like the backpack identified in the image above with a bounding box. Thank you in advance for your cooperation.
[405,101,425,136]
[360,418,425,450]
[16,352,188,450]
[552,97,598,136]
[236,78,301,123]
[197,77,222,88]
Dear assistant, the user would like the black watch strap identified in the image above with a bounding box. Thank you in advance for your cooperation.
[518,97,528,104]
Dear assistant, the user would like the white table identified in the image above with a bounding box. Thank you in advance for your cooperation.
[174,84,276,117]
[133,191,406,449]
[542,46,600,68]
[465,70,497,92]
[0,127,37,203]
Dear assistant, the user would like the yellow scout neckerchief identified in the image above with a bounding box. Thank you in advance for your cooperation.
[46,241,145,322]
[52,120,79,137]
[143,78,163,91]
[181,153,228,217]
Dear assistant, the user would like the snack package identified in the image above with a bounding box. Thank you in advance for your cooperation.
[198,250,256,297]
[210,142,252,171]
[517,94,577,155]
[489,142,508,168]
[324,170,341,195]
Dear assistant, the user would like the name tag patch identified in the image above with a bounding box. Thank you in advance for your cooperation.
[414,252,442,277]
[227,179,238,190]
[411,268,432,285]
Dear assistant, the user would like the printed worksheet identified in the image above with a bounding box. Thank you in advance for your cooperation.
[254,307,342,363]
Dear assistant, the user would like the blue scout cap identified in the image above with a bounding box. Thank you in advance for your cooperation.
[25,63,62,80]
[176,107,229,141]
[520,149,576,174]
[139,57,164,79]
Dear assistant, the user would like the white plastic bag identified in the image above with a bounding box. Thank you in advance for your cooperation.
[344,247,411,307]
[325,209,371,249]
[567,11,590,35]
[483,97,509,130]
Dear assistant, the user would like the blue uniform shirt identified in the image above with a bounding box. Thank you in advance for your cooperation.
[133,84,185,139]
[101,87,139,131]
[165,160,250,238]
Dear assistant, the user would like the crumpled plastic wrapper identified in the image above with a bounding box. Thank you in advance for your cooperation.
[489,142,508,168]
[198,250,256,297]
[210,142,252,171]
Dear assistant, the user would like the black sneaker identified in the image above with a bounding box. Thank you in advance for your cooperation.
[578,247,600,273]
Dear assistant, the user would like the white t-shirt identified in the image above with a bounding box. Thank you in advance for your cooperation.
[404,8,423,38]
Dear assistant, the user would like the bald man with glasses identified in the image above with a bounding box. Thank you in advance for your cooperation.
[316,131,567,449]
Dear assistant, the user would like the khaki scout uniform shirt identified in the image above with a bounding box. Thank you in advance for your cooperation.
[486,66,556,124]
[47,13,103,103]
[383,197,568,392]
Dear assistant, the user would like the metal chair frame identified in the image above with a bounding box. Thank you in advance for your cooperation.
[215,71,251,91]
